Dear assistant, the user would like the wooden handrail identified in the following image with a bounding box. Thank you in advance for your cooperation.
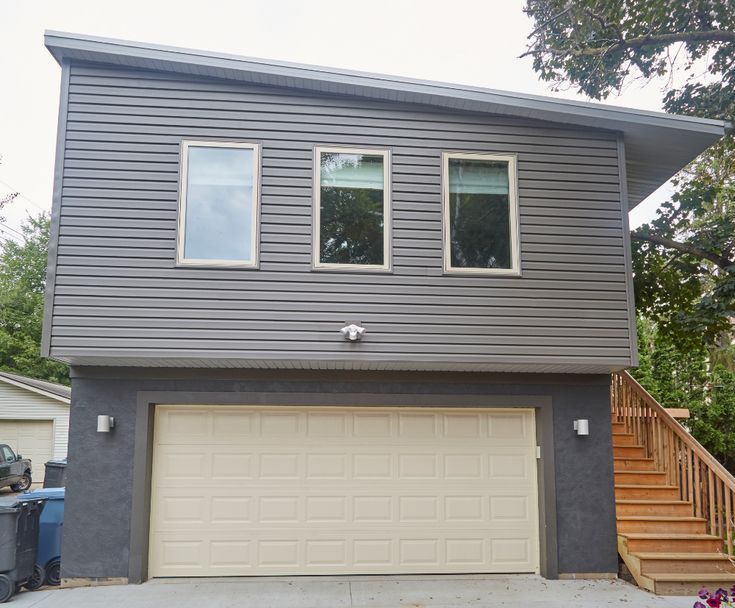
[619,371,735,490]
[612,371,735,555]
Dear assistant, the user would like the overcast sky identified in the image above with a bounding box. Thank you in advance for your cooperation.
[0,0,682,244]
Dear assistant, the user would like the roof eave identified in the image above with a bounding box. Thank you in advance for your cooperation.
[44,30,728,209]
[0,375,70,404]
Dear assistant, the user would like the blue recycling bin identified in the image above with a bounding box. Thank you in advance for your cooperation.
[21,488,64,589]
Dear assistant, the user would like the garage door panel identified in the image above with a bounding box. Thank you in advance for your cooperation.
[150,406,539,576]
[154,491,536,532]
[155,408,531,447]
[151,531,536,576]
[154,491,537,530]
[154,445,534,485]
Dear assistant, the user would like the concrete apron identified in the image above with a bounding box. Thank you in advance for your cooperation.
[12,575,697,607]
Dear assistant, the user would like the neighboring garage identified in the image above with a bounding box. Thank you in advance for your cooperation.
[149,405,539,577]
[0,372,70,484]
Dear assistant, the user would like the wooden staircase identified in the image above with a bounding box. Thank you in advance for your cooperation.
[612,372,735,595]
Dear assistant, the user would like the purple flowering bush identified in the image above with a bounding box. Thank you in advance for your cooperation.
[695,587,735,608]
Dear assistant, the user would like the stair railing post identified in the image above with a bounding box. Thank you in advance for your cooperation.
[692,452,702,517]
[726,487,732,557]
[709,468,716,536]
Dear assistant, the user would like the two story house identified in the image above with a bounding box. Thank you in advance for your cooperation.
[42,32,726,586]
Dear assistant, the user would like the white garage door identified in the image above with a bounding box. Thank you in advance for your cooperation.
[0,420,54,483]
[149,406,539,577]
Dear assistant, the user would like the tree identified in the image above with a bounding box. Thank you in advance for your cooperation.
[0,214,69,384]
[632,316,708,412]
[0,155,18,223]
[523,1,735,470]
[523,0,735,345]
[689,364,735,472]
[634,316,735,473]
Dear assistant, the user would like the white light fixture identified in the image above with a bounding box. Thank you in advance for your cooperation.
[573,419,589,436]
[340,323,366,341]
[97,415,115,433]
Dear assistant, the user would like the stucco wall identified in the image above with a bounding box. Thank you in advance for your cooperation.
[62,368,616,581]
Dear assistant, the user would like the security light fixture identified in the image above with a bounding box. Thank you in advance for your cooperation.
[340,323,366,341]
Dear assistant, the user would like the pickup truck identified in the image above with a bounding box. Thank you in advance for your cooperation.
[0,444,32,492]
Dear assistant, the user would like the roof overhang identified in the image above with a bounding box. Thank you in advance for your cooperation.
[45,31,729,209]
[0,375,70,404]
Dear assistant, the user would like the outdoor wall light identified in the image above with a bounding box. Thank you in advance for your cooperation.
[573,419,589,436]
[340,323,366,341]
[97,415,115,433]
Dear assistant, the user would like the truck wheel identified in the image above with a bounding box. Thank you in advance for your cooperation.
[10,473,31,492]
[45,559,61,586]
[24,565,45,591]
[0,574,14,602]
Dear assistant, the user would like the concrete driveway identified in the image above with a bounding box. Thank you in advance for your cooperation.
[9,575,698,607]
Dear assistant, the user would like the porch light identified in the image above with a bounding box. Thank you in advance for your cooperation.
[573,419,589,436]
[97,415,115,433]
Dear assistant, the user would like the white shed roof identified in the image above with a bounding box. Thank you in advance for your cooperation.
[0,372,70,403]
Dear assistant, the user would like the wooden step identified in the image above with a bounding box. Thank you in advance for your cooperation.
[611,421,627,432]
[615,484,680,500]
[613,445,647,458]
[621,533,723,553]
[615,471,669,485]
[616,516,707,534]
[614,457,657,471]
[616,500,694,517]
[649,573,735,595]
[612,433,638,446]
[634,552,735,575]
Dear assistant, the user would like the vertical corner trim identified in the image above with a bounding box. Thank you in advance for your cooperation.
[616,134,639,367]
[41,59,71,358]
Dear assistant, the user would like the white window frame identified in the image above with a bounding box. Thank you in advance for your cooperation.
[441,151,521,276]
[176,140,261,268]
[313,146,392,272]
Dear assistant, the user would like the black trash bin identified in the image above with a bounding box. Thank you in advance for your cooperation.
[42,460,67,489]
[0,498,45,602]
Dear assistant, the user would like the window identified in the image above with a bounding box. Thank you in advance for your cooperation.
[1,446,15,463]
[177,141,260,267]
[314,147,391,270]
[442,152,520,275]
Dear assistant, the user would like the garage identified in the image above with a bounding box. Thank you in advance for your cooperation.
[0,420,54,479]
[149,406,540,577]
[0,372,70,485]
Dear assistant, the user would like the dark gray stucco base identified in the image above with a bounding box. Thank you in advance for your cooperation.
[62,368,617,583]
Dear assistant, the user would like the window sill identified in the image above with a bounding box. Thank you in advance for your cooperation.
[312,265,393,274]
[442,268,522,277]
[175,261,260,270]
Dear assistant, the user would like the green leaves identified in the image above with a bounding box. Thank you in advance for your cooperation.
[632,136,735,345]
[0,214,69,385]
[523,0,735,104]
[688,364,735,472]
[525,0,735,348]
[633,318,735,474]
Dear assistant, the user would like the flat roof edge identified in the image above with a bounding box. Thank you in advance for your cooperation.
[44,30,726,137]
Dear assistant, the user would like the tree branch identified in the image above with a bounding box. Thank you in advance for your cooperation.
[632,231,732,269]
[526,5,574,39]
[522,29,735,58]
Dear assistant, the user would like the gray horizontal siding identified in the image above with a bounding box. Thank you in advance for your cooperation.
[47,62,634,370]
